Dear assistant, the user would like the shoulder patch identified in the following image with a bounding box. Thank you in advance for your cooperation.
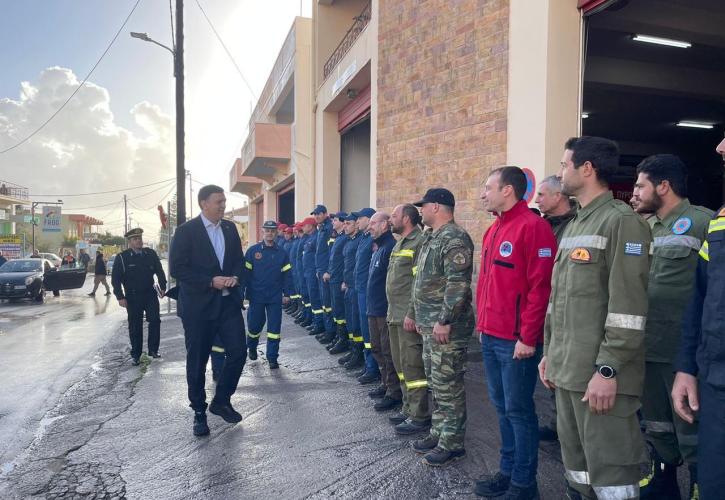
[446,247,472,271]
[570,248,591,262]
[624,242,643,256]
[499,241,513,257]
[538,248,552,258]
[672,217,692,235]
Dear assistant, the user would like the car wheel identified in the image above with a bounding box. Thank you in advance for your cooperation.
[52,290,60,297]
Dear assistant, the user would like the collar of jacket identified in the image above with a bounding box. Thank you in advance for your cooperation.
[495,200,530,222]
[545,209,576,226]
[374,230,395,246]
[576,190,614,221]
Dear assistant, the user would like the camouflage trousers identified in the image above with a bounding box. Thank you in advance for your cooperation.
[421,316,474,452]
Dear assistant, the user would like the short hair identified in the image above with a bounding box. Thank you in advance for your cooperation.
[490,166,527,201]
[540,175,562,192]
[636,154,688,197]
[198,185,224,204]
[564,137,578,150]
[570,136,619,186]
[401,204,422,228]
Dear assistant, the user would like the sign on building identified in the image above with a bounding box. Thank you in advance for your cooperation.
[0,235,23,259]
[42,206,61,233]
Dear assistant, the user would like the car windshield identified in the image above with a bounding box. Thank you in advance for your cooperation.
[0,260,42,273]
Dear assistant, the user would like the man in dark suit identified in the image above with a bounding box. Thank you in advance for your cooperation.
[169,184,247,437]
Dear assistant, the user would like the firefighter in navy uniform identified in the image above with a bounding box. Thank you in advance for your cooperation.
[312,205,336,343]
[112,228,167,365]
[325,212,350,354]
[243,221,293,369]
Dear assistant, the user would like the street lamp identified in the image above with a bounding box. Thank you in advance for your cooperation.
[129,4,186,225]
[31,199,63,252]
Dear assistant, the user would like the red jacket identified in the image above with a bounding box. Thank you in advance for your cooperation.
[476,201,556,346]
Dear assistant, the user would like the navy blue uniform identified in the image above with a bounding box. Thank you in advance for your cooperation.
[676,207,725,498]
[354,231,378,373]
[316,218,335,333]
[242,241,292,362]
[288,237,302,304]
[303,230,323,329]
[297,234,312,322]
[366,230,395,316]
[328,232,349,330]
[343,233,362,345]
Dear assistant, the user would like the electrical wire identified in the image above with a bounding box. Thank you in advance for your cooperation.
[0,0,145,155]
[169,0,176,51]
[194,0,257,100]
[146,183,176,210]
[30,178,174,197]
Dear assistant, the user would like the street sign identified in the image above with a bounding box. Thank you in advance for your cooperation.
[42,206,61,232]
[0,235,22,259]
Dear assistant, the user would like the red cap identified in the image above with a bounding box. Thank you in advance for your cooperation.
[301,217,316,226]
[278,223,288,230]
[284,227,293,233]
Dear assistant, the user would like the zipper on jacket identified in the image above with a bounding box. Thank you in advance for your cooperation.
[514,293,521,338]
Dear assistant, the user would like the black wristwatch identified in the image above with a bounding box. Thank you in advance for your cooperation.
[597,365,616,379]
[438,316,451,326]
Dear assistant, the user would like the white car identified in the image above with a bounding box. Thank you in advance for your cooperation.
[26,252,62,268]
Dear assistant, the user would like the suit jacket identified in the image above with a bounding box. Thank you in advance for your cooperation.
[169,215,244,321]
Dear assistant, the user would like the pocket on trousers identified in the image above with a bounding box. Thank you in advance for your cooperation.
[592,395,648,466]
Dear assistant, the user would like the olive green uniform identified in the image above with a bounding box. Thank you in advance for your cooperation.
[409,222,475,452]
[545,191,651,499]
[386,226,429,422]
[641,200,712,467]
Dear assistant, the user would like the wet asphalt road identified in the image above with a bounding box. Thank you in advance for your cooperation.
[0,294,574,500]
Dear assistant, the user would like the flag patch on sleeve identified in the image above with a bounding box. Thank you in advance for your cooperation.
[538,248,552,258]
[624,242,643,256]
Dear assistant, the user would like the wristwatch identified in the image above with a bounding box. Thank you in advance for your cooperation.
[438,315,452,326]
[597,365,616,379]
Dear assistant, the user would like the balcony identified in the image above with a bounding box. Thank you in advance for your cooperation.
[240,123,292,183]
[0,180,29,203]
[229,158,263,198]
[323,2,371,79]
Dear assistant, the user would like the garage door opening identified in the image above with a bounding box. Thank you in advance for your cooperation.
[340,118,371,213]
[277,187,295,226]
[582,0,725,209]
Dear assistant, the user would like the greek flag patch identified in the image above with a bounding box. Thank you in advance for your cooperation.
[538,248,552,258]
[624,242,643,256]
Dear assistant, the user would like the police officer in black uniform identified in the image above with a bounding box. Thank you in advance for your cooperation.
[112,227,167,365]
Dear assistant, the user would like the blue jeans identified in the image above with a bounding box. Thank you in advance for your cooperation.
[482,334,541,487]
[357,289,379,374]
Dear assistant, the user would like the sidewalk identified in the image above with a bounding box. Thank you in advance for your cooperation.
[2,310,570,499]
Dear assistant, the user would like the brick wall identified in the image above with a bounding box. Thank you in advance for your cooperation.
[377,0,509,266]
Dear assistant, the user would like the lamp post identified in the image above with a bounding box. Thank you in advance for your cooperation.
[130,5,186,224]
[31,199,63,252]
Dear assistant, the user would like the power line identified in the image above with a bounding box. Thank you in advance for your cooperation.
[0,0,145,155]
[169,0,176,51]
[146,183,176,210]
[31,178,174,197]
[194,0,257,100]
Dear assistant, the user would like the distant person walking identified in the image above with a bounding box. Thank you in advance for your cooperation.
[88,250,111,296]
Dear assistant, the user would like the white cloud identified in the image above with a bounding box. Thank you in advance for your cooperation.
[0,67,174,237]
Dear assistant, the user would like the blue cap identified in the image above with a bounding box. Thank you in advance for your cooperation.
[310,204,328,215]
[262,220,278,229]
[332,211,348,220]
[351,207,376,219]
[344,213,359,222]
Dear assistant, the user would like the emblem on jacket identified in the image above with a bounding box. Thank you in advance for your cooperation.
[254,252,262,260]
[499,241,513,258]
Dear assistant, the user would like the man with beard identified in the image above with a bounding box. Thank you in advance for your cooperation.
[633,154,711,499]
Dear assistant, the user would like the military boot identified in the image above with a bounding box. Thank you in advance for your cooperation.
[338,348,354,365]
[640,451,681,500]
[319,331,336,344]
[328,338,349,354]
[343,345,364,370]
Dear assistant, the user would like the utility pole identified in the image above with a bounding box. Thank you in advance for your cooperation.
[123,194,128,245]
[187,170,192,218]
[175,0,186,225]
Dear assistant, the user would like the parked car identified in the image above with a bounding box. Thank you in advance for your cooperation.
[106,254,116,276]
[0,259,87,302]
[25,252,62,268]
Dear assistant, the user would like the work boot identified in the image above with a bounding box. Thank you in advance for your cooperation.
[412,434,439,454]
[368,385,386,399]
[269,360,279,370]
[338,350,353,365]
[357,371,380,385]
[309,325,325,336]
[422,447,466,467]
[131,356,140,366]
[374,396,402,412]
[343,347,364,370]
[299,318,312,328]
[389,412,407,425]
[688,464,699,500]
[502,483,539,500]
[319,331,336,344]
[474,471,511,497]
[209,400,243,423]
[193,411,210,437]
[87,292,95,296]
[148,351,161,358]
[538,425,558,442]
[328,338,349,355]
[640,451,681,500]
[395,418,431,436]
[248,348,258,361]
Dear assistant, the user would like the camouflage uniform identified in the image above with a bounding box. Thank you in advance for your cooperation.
[409,221,475,452]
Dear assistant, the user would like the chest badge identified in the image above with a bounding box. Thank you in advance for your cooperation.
[254,252,262,260]
[570,248,591,262]
[499,241,513,258]
[672,217,692,235]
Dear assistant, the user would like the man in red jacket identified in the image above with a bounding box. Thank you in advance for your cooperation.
[474,166,557,500]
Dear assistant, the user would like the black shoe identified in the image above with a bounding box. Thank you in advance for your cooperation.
[294,316,304,324]
[269,360,279,370]
[374,396,402,412]
[149,351,160,358]
[474,471,511,497]
[395,418,431,436]
[309,325,325,335]
[538,425,558,442]
[319,331,336,344]
[104,292,112,296]
[131,357,140,366]
[412,434,438,454]
[368,385,386,399]
[299,319,312,328]
[354,368,367,378]
[338,351,353,365]
[328,339,349,355]
[358,371,381,385]
[640,457,680,500]
[343,351,364,370]
[389,412,408,425]
[565,486,583,500]
[502,483,539,500]
[87,292,95,296]
[193,411,210,437]
[248,348,258,361]
[209,401,243,423]
[423,447,466,467]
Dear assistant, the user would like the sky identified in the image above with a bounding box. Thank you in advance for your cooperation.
[0,0,311,240]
